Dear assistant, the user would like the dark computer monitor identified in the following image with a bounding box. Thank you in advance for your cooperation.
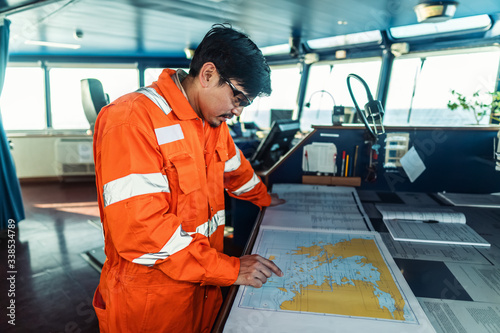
[250,119,300,171]
[270,109,294,125]
[242,122,261,131]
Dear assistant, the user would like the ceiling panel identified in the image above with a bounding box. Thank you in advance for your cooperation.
[3,0,500,58]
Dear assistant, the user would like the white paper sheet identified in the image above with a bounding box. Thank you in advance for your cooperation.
[375,204,466,224]
[400,146,426,183]
[448,207,500,248]
[383,219,490,247]
[480,242,500,266]
[224,228,435,333]
[418,298,500,333]
[267,183,373,230]
[445,263,500,303]
[438,192,500,208]
[272,183,355,196]
[261,209,371,231]
[380,232,492,264]
[302,142,337,174]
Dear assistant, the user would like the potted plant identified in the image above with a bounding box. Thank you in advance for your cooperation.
[447,90,500,125]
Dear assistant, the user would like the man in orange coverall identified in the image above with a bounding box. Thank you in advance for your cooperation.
[92,24,285,332]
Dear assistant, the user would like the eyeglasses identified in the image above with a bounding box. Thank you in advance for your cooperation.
[220,75,252,107]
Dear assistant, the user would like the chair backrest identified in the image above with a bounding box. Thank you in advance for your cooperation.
[81,78,109,130]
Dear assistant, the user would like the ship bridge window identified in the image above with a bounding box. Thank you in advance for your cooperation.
[301,58,382,132]
[239,65,302,130]
[145,68,164,86]
[144,67,188,86]
[1,66,46,130]
[49,66,139,130]
[384,47,500,126]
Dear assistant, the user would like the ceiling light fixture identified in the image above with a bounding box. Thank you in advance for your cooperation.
[25,40,81,49]
[414,0,459,23]
[184,47,195,59]
[260,43,290,56]
[391,14,491,38]
[307,30,382,49]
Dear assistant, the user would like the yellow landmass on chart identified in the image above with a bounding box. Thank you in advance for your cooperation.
[281,238,406,320]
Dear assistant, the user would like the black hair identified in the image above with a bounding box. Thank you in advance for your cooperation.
[189,23,271,99]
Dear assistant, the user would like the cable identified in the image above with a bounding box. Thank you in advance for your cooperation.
[346,73,385,141]
[304,90,336,119]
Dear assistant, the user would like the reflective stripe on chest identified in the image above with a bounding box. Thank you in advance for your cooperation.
[136,87,185,146]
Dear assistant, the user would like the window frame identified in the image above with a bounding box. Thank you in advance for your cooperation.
[238,63,303,130]
[47,63,140,130]
[3,62,140,134]
[1,62,48,133]
[300,57,383,132]
[383,46,500,126]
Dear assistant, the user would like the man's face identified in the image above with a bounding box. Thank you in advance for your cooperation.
[200,74,251,128]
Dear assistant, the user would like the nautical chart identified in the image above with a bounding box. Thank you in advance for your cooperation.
[238,228,417,322]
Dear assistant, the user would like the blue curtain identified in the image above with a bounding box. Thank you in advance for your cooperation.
[0,18,25,228]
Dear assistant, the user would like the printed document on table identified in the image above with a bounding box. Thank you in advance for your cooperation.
[380,233,492,265]
[271,183,359,210]
[272,183,354,196]
[480,242,500,266]
[261,209,371,231]
[438,192,500,208]
[383,219,490,247]
[267,183,373,230]
[375,204,466,224]
[418,298,500,333]
[445,263,500,303]
[223,227,435,333]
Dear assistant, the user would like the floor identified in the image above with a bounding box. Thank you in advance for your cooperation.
[1,181,102,332]
[0,181,243,332]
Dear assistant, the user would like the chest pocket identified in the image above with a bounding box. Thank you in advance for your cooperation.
[216,146,229,164]
[166,152,201,224]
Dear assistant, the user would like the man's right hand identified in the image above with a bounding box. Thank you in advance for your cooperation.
[234,254,283,288]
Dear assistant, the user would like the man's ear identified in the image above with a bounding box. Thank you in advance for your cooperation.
[199,62,217,88]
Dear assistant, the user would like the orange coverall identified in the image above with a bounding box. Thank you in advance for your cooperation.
[92,69,271,332]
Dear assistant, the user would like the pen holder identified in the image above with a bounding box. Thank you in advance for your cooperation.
[302,175,361,187]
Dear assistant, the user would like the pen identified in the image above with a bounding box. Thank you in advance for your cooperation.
[345,154,349,177]
[340,151,346,177]
[333,152,337,175]
[304,149,309,171]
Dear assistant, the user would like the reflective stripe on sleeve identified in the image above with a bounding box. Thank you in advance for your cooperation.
[232,172,260,196]
[191,210,225,237]
[136,87,172,116]
[132,224,192,266]
[131,210,225,267]
[155,124,184,145]
[103,173,170,207]
[224,144,241,172]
